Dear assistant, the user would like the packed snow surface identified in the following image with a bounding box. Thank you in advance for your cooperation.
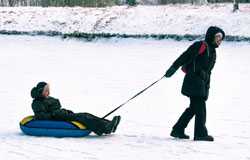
[0,35,250,160]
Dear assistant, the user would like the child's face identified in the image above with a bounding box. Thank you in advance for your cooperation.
[42,84,50,98]
[214,32,223,47]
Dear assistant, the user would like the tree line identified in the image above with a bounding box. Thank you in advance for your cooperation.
[0,0,120,7]
[0,0,249,7]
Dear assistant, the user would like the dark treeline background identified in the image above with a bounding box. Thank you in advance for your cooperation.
[0,0,120,7]
[0,0,249,7]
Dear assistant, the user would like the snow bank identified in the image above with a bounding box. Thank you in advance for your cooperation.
[0,4,250,39]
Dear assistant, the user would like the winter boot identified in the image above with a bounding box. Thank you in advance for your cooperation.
[194,135,214,141]
[170,129,190,139]
[111,116,121,133]
[105,116,118,134]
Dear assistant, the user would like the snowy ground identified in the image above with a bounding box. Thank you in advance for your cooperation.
[0,35,250,160]
[1,4,250,37]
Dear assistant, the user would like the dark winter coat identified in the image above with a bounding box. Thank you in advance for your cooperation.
[31,88,74,121]
[31,87,112,135]
[170,26,225,100]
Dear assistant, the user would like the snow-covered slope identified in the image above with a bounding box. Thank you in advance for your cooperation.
[0,4,250,37]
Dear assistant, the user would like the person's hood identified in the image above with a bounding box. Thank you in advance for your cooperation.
[205,26,225,48]
[31,82,47,99]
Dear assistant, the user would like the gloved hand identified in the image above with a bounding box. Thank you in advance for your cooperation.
[165,66,177,78]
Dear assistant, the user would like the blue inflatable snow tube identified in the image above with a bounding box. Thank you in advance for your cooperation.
[20,116,91,137]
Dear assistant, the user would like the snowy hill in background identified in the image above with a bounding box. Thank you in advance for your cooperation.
[0,4,250,37]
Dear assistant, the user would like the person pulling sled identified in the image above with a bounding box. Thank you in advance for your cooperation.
[165,26,225,141]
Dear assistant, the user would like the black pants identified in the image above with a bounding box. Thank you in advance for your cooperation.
[73,113,111,135]
[53,110,111,135]
[172,97,208,137]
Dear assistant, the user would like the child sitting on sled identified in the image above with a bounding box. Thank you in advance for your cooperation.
[31,81,121,136]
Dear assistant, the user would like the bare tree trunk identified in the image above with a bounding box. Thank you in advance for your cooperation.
[191,0,208,5]
[137,0,159,4]
[41,0,49,7]
[127,0,136,5]
[8,0,16,6]
[0,0,4,6]
[233,0,239,12]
